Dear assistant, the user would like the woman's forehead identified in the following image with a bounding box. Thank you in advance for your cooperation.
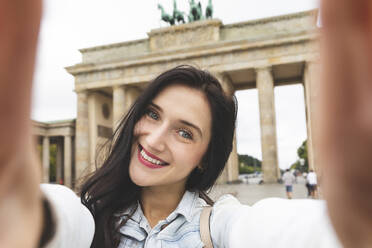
[152,84,212,131]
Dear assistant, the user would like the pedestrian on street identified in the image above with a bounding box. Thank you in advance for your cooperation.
[282,169,296,199]
[307,169,318,199]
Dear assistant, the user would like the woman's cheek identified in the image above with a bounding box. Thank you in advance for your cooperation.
[133,119,146,136]
[183,144,206,165]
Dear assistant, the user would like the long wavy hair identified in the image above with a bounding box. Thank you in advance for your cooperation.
[80,65,237,247]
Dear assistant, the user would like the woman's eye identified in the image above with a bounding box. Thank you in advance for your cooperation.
[178,129,193,140]
[146,109,159,120]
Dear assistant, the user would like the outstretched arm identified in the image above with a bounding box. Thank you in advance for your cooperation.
[0,0,43,247]
[319,0,372,247]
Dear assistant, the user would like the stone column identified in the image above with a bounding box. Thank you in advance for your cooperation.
[64,135,72,188]
[215,72,239,184]
[304,61,320,172]
[88,93,97,173]
[56,139,63,183]
[113,85,126,129]
[42,136,50,183]
[113,85,141,129]
[256,66,279,183]
[227,134,239,183]
[75,91,90,182]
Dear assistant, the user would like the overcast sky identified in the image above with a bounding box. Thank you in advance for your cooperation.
[32,0,319,169]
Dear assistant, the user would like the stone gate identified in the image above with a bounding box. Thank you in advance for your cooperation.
[38,10,320,186]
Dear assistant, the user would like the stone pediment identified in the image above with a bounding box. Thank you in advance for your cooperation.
[148,19,222,52]
[68,10,317,67]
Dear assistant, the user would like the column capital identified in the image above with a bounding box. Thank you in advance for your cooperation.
[112,84,125,90]
[75,89,89,95]
[255,65,273,73]
[305,60,320,69]
[305,58,320,64]
[112,84,141,91]
[212,71,235,96]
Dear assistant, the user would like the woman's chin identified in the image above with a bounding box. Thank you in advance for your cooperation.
[129,163,154,187]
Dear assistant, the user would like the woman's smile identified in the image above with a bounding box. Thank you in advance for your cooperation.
[137,144,169,169]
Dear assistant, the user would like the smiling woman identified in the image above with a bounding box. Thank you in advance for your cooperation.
[39,65,341,248]
[79,65,237,247]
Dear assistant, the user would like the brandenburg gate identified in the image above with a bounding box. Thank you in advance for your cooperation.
[36,10,320,186]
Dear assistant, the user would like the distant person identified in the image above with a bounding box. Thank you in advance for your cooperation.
[307,170,318,199]
[302,172,311,197]
[282,169,296,199]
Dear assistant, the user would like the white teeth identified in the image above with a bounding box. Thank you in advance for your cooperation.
[140,149,164,165]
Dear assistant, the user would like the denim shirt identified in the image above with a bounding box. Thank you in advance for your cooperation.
[117,191,207,248]
[41,184,342,248]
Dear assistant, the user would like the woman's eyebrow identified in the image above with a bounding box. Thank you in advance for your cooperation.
[179,120,203,138]
[149,102,162,112]
[150,102,203,138]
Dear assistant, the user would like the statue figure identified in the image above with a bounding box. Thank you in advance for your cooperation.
[205,0,213,19]
[188,0,203,22]
[158,4,175,25]
[173,0,185,24]
[197,1,203,19]
[157,0,213,26]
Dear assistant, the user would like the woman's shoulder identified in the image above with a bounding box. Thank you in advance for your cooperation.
[207,195,341,248]
[40,184,95,248]
[230,198,342,248]
[41,183,79,201]
[210,194,327,216]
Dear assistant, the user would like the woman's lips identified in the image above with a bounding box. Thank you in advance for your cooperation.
[137,144,169,169]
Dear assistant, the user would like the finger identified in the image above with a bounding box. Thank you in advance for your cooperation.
[320,0,372,128]
[321,0,372,30]
[0,0,42,160]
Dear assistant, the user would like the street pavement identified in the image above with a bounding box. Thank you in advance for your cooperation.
[208,177,311,205]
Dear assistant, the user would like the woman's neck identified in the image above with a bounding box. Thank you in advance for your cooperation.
[140,183,186,228]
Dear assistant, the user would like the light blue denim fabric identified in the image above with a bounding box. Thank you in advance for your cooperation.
[117,191,207,248]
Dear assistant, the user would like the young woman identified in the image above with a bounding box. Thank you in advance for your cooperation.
[79,65,237,247]
[2,0,372,247]
[40,65,342,248]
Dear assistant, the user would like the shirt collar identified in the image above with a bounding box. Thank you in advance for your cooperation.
[165,190,199,223]
[117,190,199,231]
[117,204,142,224]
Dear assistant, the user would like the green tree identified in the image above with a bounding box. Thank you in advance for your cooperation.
[238,154,262,174]
[49,144,57,182]
[36,143,57,182]
[290,140,309,172]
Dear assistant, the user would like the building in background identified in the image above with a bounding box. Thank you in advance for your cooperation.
[34,10,319,188]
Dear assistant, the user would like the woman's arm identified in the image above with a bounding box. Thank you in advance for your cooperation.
[40,184,95,247]
[319,0,372,247]
[0,0,44,247]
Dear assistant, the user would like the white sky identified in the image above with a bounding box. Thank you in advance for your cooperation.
[32,0,319,169]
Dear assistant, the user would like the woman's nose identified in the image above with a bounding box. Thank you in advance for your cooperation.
[145,124,167,152]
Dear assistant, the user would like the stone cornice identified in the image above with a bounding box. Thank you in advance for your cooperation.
[148,19,222,36]
[66,32,319,75]
[79,38,148,53]
[32,119,76,128]
[32,120,76,137]
[223,9,318,29]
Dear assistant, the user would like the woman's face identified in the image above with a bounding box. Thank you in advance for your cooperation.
[129,84,212,189]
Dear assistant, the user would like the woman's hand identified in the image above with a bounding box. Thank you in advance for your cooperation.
[319,0,372,247]
[0,0,44,247]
